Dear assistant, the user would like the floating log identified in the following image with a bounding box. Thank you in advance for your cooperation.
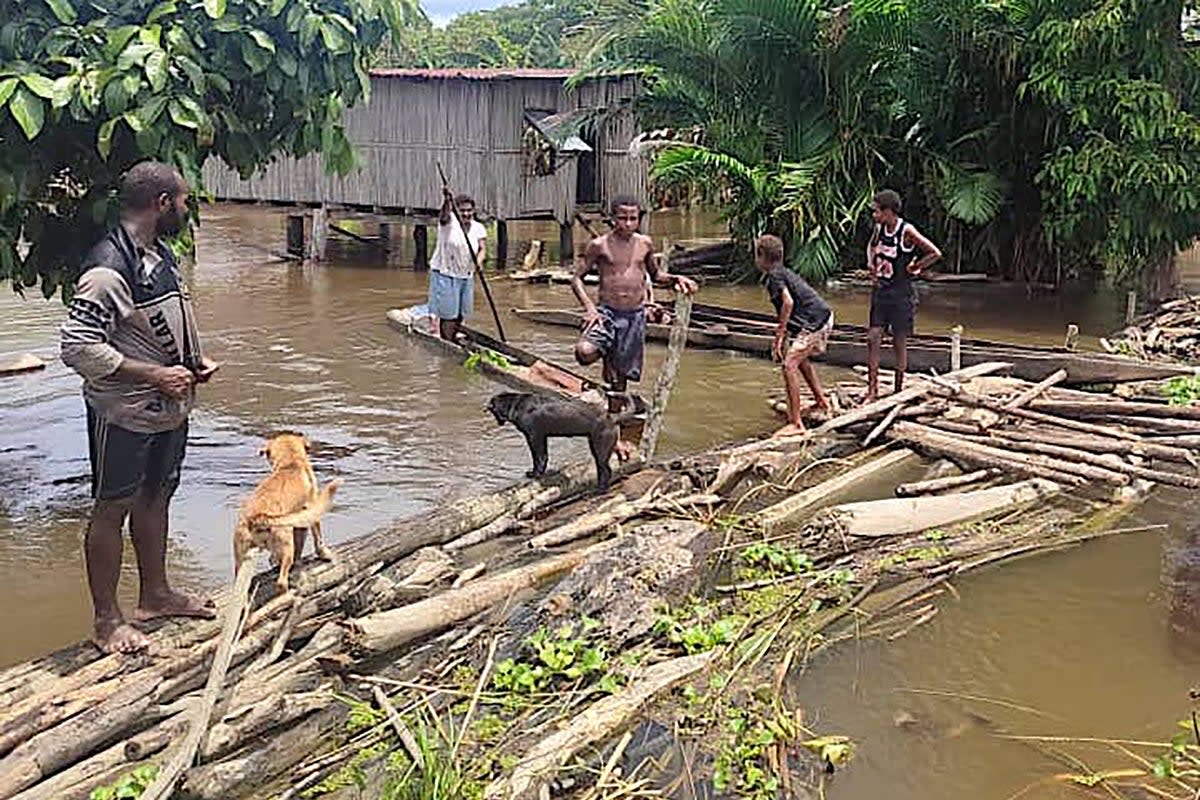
[895,469,1000,497]
[347,541,613,656]
[483,652,714,800]
[0,354,45,377]
[1026,399,1200,421]
[887,422,1108,487]
[831,479,1062,537]
[527,492,719,549]
[987,426,1199,465]
[757,448,919,534]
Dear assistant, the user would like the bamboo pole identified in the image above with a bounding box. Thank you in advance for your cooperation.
[138,559,256,800]
[639,292,694,460]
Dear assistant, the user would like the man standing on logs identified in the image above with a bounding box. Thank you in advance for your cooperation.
[429,187,487,342]
[571,196,697,455]
[61,161,219,654]
[865,189,942,402]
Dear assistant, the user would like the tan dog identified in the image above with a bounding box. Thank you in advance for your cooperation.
[233,434,342,594]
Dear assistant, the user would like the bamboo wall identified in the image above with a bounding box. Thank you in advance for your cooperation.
[201,71,644,222]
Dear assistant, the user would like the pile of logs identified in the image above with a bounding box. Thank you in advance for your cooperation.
[1106,295,1200,361]
[0,361,1192,800]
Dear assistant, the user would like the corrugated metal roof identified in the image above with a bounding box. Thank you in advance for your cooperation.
[369,67,579,81]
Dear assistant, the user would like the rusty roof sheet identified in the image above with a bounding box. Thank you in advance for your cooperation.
[369,67,579,81]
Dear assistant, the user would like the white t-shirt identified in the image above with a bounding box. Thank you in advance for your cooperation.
[431,219,487,279]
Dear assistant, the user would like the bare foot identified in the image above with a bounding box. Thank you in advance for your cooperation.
[772,423,807,438]
[94,617,151,654]
[862,392,878,405]
[316,544,334,562]
[614,439,636,461]
[133,590,217,622]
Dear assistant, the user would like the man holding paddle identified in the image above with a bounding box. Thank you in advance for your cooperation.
[429,187,487,342]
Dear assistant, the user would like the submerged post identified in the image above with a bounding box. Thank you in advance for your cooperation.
[286,214,305,258]
[559,220,574,268]
[378,220,392,253]
[413,225,429,271]
[639,293,694,461]
[496,219,509,271]
[309,204,328,262]
[950,324,963,372]
[1064,324,1079,352]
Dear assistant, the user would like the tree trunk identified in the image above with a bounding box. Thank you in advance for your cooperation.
[1144,251,1182,304]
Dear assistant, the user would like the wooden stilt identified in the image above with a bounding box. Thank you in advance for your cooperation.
[286,215,304,258]
[309,205,327,262]
[413,225,429,272]
[559,220,574,268]
[496,219,509,271]
[378,221,392,253]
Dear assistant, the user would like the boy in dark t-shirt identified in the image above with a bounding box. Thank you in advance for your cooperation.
[756,235,833,437]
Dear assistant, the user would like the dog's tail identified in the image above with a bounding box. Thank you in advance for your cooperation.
[262,478,343,528]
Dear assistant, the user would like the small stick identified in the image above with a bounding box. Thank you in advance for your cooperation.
[950,325,963,372]
[451,635,498,762]
[863,403,904,446]
[373,685,425,770]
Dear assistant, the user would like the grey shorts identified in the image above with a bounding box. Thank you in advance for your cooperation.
[583,305,646,383]
[87,405,188,501]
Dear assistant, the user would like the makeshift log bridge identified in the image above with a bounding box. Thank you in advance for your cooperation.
[4,363,1199,800]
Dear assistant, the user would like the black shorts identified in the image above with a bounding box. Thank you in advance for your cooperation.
[86,406,188,501]
[869,290,916,336]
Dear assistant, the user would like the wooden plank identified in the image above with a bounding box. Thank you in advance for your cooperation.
[831,479,1062,537]
[756,448,920,534]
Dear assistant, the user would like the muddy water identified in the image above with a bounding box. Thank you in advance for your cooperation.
[0,206,1197,796]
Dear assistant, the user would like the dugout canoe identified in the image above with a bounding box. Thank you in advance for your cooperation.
[510,302,1192,385]
[386,307,611,403]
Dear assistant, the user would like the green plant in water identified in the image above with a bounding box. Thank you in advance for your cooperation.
[878,546,952,569]
[380,716,484,800]
[463,349,513,373]
[492,616,609,695]
[654,603,744,655]
[304,741,391,797]
[738,543,813,578]
[89,765,159,800]
[1163,376,1200,406]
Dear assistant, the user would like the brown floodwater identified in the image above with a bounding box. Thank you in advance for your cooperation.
[0,204,1198,798]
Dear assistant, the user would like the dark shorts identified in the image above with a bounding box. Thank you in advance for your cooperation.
[86,405,188,501]
[869,290,916,336]
[582,305,646,384]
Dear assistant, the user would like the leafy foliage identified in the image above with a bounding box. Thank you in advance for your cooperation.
[492,616,613,694]
[579,0,1200,291]
[0,0,407,301]
[377,0,600,69]
[89,764,159,800]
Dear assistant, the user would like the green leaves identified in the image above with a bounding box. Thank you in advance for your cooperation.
[9,88,45,139]
[3,0,394,302]
[42,0,77,24]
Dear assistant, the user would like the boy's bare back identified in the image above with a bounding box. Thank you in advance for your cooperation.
[584,231,656,311]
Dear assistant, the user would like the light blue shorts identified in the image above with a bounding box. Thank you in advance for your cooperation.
[428,271,473,321]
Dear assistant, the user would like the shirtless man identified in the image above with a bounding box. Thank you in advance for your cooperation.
[571,196,697,451]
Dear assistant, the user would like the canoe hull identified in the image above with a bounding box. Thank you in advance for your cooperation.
[510,307,1192,385]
